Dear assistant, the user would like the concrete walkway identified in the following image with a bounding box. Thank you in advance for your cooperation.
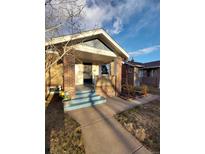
[67,94,159,154]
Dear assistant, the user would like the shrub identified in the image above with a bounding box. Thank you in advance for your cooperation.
[59,91,71,101]
[122,84,137,97]
[141,85,148,96]
[129,86,136,96]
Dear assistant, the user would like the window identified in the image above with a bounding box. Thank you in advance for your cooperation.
[101,64,110,75]
[128,67,133,73]
[147,69,154,77]
[147,70,151,77]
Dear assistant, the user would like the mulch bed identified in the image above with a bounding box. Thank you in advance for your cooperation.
[119,93,148,101]
[114,100,160,153]
[45,94,85,154]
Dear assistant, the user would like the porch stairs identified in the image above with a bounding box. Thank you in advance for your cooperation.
[64,89,107,111]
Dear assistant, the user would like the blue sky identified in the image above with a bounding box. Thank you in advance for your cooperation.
[82,0,160,63]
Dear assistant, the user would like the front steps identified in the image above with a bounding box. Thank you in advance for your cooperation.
[64,89,107,111]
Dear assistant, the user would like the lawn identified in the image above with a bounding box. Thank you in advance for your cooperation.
[114,100,160,153]
[148,86,160,95]
[45,93,85,154]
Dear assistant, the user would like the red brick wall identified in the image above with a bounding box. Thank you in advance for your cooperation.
[95,86,115,98]
[121,64,134,86]
[45,62,63,87]
[63,51,75,97]
[95,76,116,97]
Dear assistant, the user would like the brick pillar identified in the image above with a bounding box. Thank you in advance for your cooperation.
[114,57,122,96]
[63,51,75,98]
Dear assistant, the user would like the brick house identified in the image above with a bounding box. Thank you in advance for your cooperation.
[122,60,160,88]
[122,61,143,87]
[45,29,129,110]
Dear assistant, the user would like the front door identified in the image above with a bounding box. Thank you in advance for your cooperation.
[83,63,92,84]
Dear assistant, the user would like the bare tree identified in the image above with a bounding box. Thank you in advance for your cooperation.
[45,0,86,70]
[45,0,85,35]
[45,0,86,99]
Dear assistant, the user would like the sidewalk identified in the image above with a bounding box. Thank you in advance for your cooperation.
[67,95,159,154]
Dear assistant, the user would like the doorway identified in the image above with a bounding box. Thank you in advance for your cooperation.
[83,63,92,84]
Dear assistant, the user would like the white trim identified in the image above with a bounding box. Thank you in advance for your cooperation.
[73,44,117,58]
[100,29,129,59]
[45,50,59,55]
[45,29,129,59]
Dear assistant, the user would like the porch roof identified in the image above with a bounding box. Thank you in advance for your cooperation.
[45,28,129,60]
[73,44,117,64]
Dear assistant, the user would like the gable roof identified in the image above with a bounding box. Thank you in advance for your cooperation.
[143,61,160,68]
[125,61,144,67]
[126,60,160,69]
[45,28,129,60]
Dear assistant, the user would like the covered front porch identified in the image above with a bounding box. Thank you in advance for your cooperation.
[63,43,123,99]
[62,43,124,110]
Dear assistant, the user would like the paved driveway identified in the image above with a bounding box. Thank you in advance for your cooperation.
[67,95,159,154]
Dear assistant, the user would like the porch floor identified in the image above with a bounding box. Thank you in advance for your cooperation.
[76,84,94,92]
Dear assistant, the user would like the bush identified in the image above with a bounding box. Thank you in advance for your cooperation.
[59,91,71,101]
[122,84,137,97]
[141,85,149,96]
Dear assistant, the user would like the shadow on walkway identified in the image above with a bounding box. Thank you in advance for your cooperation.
[69,96,144,153]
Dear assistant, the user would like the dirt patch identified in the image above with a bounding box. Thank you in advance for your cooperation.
[114,100,160,153]
[45,93,85,154]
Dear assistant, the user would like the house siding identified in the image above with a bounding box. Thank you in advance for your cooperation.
[141,68,160,87]
[122,62,160,88]
[45,52,63,94]
[122,64,140,87]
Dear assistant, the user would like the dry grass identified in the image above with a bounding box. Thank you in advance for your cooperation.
[115,100,160,153]
[45,94,85,154]
[148,86,160,95]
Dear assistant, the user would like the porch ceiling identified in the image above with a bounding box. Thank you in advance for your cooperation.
[73,44,117,64]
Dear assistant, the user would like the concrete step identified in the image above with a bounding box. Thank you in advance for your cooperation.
[64,88,107,111]
[75,89,94,95]
[64,98,106,111]
[70,95,103,104]
[74,91,97,99]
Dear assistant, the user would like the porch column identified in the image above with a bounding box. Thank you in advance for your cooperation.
[110,61,115,86]
[114,57,122,96]
[63,51,75,98]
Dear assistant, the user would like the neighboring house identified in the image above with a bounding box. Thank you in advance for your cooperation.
[45,29,129,100]
[122,60,160,88]
[141,61,160,88]
[121,61,143,87]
